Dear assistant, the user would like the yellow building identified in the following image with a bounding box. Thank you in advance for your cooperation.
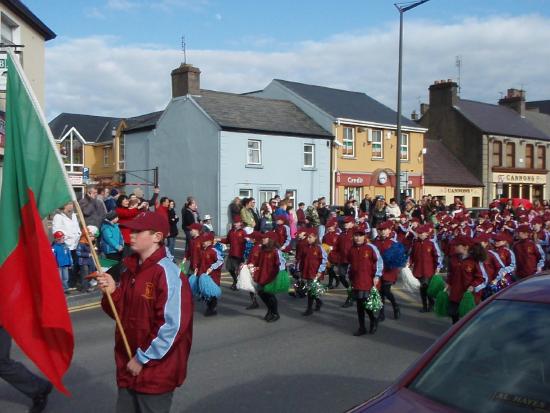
[250,79,428,205]
[49,113,125,198]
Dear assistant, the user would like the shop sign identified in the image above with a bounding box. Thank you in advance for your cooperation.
[336,172,371,187]
[68,174,83,185]
[492,172,546,184]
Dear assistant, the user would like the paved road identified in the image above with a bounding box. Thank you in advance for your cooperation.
[0,275,450,413]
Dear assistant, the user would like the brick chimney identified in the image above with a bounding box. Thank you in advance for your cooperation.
[498,88,526,117]
[429,79,458,108]
[420,103,429,116]
[171,63,201,98]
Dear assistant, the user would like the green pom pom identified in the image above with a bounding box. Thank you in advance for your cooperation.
[434,290,449,317]
[365,287,383,312]
[458,291,476,317]
[263,270,290,294]
[427,274,445,298]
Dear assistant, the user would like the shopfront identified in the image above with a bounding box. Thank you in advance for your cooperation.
[423,186,484,208]
[335,170,422,205]
[492,172,546,202]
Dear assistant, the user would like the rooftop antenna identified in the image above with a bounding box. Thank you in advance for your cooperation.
[455,55,462,95]
[181,35,187,64]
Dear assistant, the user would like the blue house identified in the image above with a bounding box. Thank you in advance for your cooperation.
[123,64,333,233]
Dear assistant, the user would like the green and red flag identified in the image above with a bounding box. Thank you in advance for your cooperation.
[0,52,74,394]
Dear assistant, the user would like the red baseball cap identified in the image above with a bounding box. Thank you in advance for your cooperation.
[200,232,215,243]
[122,212,170,237]
[454,235,474,247]
[377,221,393,230]
[517,224,531,233]
[343,216,355,224]
[53,231,65,239]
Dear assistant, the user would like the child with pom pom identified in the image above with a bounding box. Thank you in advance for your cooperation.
[197,232,224,316]
[299,228,328,316]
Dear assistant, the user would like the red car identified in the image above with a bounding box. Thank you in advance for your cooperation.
[349,274,550,413]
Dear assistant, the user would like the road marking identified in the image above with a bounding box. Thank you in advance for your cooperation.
[69,302,101,313]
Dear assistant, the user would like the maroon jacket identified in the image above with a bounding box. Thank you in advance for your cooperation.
[184,235,202,272]
[322,231,338,247]
[513,239,544,279]
[297,208,306,226]
[331,228,354,264]
[373,237,400,283]
[198,246,224,285]
[346,243,383,291]
[447,254,484,303]
[220,228,246,259]
[101,247,193,394]
[299,244,327,280]
[295,237,308,268]
[246,244,262,267]
[409,238,440,279]
[255,248,283,286]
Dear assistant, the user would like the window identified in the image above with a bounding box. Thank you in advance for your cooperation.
[409,301,550,413]
[492,141,502,167]
[472,197,480,207]
[1,14,18,46]
[259,190,278,205]
[118,134,125,170]
[505,142,515,168]
[60,130,84,172]
[103,147,111,167]
[239,189,252,199]
[371,130,383,159]
[537,146,546,169]
[303,144,315,167]
[247,140,261,165]
[400,133,409,161]
[344,186,362,201]
[285,190,297,208]
[525,144,534,168]
[342,127,355,157]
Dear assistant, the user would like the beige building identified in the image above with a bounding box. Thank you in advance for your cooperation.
[0,0,55,189]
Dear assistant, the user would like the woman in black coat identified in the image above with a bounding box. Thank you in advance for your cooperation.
[167,199,179,258]
[181,197,200,252]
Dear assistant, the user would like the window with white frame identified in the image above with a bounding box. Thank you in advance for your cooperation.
[372,130,383,159]
[400,133,409,161]
[60,130,84,172]
[103,146,111,167]
[259,190,278,205]
[285,190,297,208]
[1,14,18,46]
[118,134,125,170]
[247,140,261,165]
[239,188,253,199]
[342,127,355,157]
[303,144,315,167]
[344,186,362,202]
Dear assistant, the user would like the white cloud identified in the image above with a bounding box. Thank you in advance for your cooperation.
[45,15,550,122]
[106,0,140,11]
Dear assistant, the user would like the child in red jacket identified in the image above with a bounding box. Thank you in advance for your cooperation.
[219,217,246,290]
[346,230,383,336]
[299,228,328,316]
[183,223,203,275]
[513,224,544,279]
[198,232,224,316]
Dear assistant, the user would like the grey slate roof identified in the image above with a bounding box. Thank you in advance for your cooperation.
[454,99,550,140]
[124,111,164,133]
[525,110,550,138]
[272,79,419,128]
[4,0,56,41]
[424,139,483,187]
[193,90,333,138]
[527,100,550,116]
[49,113,121,143]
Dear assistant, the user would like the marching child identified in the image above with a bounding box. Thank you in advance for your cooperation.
[254,232,286,322]
[346,229,382,336]
[492,232,516,284]
[52,231,73,293]
[273,215,292,253]
[409,224,442,312]
[333,216,356,307]
[322,218,339,289]
[219,217,246,290]
[197,232,224,316]
[244,232,263,310]
[513,224,544,279]
[299,228,328,316]
[183,223,203,275]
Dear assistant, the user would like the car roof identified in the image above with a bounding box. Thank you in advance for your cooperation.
[495,273,550,304]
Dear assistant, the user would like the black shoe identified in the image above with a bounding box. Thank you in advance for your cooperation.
[246,301,259,310]
[29,382,52,413]
[341,298,353,308]
[315,300,323,311]
[393,305,401,320]
[204,308,217,317]
[302,308,314,316]
[264,312,273,321]
[353,327,367,336]
[267,313,280,323]
[369,320,378,334]
[230,283,238,291]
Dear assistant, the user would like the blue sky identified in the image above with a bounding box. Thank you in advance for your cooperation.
[22,0,550,120]
[28,0,550,50]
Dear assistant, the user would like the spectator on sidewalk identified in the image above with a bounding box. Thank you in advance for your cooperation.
[78,185,106,228]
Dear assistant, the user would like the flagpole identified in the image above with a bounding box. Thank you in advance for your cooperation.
[73,201,133,359]
[5,49,133,360]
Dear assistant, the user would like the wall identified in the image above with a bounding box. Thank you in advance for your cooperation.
[219,130,331,232]
[423,185,483,208]
[123,129,150,194]
[0,4,47,109]
[90,144,116,180]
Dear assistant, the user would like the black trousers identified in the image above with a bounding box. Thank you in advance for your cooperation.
[448,301,460,324]
[258,291,278,315]
[225,256,243,283]
[0,327,50,399]
[69,249,80,288]
[336,264,350,288]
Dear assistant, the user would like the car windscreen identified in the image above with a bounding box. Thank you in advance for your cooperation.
[408,300,550,413]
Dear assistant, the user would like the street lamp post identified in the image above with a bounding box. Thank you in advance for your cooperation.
[394,0,429,205]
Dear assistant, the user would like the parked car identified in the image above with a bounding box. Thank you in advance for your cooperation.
[348,273,550,413]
